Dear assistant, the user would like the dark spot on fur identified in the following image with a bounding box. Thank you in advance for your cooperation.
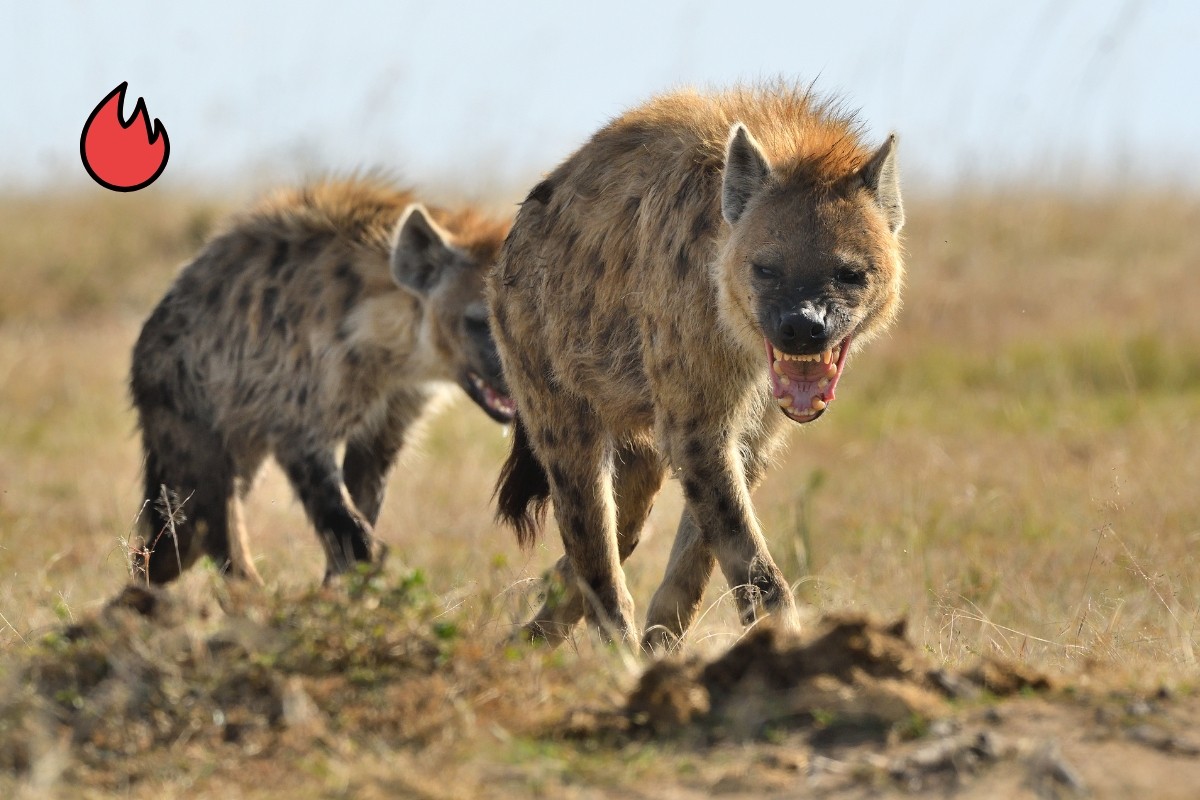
[674,243,690,279]
[267,240,289,276]
[205,285,222,307]
[338,263,363,314]
[540,427,558,449]
[686,438,704,461]
[345,349,361,368]
[300,234,326,261]
[562,228,579,256]
[237,287,252,313]
[261,286,279,320]
[549,465,570,490]
[682,478,701,500]
[672,178,693,212]
[715,494,733,520]
[624,195,641,216]
[517,353,538,382]
[601,319,620,348]
[296,386,308,407]
[526,179,554,205]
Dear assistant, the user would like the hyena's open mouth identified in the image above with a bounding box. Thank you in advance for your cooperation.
[463,372,516,423]
[766,336,853,424]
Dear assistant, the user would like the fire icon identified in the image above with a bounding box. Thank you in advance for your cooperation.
[80,82,170,192]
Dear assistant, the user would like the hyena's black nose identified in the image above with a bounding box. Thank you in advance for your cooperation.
[777,308,827,349]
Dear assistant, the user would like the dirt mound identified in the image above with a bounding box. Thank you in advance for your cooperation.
[627,615,1052,740]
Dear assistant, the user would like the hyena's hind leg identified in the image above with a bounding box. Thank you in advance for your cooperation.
[522,395,637,644]
[132,407,234,585]
[526,439,665,644]
[341,390,427,526]
[276,440,382,581]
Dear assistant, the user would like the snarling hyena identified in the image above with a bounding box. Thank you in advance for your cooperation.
[130,178,513,585]
[489,84,904,649]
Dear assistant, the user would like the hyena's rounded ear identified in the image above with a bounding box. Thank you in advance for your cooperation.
[390,203,455,296]
[857,133,904,234]
[722,123,772,224]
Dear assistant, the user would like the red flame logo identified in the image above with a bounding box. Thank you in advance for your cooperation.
[80,82,170,192]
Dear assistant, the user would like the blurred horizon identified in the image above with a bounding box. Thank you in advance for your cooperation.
[3,1,1197,197]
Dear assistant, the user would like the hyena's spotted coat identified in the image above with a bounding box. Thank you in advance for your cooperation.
[131,178,513,585]
[489,84,905,649]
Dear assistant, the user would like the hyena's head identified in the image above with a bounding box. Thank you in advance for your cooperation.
[390,204,515,423]
[718,123,904,424]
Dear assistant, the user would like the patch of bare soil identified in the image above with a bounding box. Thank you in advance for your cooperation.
[594,616,1200,799]
[2,588,1197,799]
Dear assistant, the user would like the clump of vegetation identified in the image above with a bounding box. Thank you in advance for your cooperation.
[0,567,589,792]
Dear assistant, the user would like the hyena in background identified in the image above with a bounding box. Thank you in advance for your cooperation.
[489,84,905,649]
[130,178,513,585]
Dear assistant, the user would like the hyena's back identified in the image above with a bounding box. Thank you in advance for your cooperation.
[131,178,513,584]
[133,182,419,451]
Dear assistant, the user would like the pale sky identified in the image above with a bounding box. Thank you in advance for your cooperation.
[2,1,1196,195]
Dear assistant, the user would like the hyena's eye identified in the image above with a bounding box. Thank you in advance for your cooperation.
[752,262,779,281]
[835,267,868,286]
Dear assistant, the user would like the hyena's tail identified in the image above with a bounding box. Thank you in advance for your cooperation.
[494,414,550,549]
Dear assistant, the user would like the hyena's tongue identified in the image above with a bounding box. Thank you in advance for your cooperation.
[765,337,852,424]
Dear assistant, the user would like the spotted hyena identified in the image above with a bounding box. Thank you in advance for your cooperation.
[489,84,904,649]
[130,178,513,585]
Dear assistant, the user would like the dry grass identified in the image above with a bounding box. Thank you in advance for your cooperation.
[1,186,1198,796]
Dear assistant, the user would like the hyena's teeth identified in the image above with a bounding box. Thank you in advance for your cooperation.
[811,397,827,411]
[779,375,790,387]
[825,363,838,379]
[773,361,785,376]
[821,350,833,365]
[817,377,830,389]
[778,395,793,408]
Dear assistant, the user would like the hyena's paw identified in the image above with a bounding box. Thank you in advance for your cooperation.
[735,563,799,630]
[321,538,389,586]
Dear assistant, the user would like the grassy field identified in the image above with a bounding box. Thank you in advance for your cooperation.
[1,186,1198,797]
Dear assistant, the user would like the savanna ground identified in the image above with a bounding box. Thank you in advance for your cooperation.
[1,186,1198,798]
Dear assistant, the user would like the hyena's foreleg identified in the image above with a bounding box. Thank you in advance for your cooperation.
[132,407,234,584]
[276,441,380,580]
[645,412,797,646]
[341,390,426,527]
[222,475,264,585]
[527,439,665,643]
